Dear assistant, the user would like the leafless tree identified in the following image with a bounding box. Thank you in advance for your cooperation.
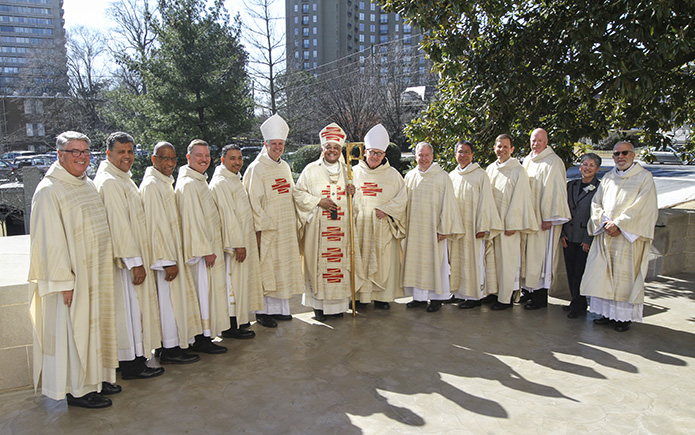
[243,0,285,114]
[106,0,158,95]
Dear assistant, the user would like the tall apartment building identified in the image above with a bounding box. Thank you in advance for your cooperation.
[286,0,429,78]
[0,0,68,152]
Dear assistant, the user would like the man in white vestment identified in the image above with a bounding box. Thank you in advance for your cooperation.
[243,114,304,328]
[175,139,228,354]
[486,134,538,310]
[449,140,503,309]
[94,132,165,380]
[580,142,658,332]
[353,124,407,310]
[209,144,263,338]
[294,123,357,321]
[140,142,201,364]
[29,131,120,408]
[521,128,571,309]
[402,142,464,312]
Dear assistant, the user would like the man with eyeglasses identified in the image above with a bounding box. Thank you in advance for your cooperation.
[294,123,357,321]
[402,142,464,313]
[449,140,503,310]
[139,142,201,364]
[353,124,407,310]
[29,131,120,408]
[94,132,165,381]
[580,142,658,332]
[521,128,571,310]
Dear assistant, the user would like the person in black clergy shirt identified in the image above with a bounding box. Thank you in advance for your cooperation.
[560,153,601,319]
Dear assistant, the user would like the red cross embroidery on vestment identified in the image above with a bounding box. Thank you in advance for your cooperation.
[361,182,382,197]
[322,226,344,241]
[322,247,343,263]
[272,178,290,194]
[323,268,343,283]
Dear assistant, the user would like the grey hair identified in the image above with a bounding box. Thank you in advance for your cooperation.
[581,152,602,167]
[614,141,634,152]
[153,141,175,155]
[414,141,433,153]
[56,131,91,151]
[187,139,209,154]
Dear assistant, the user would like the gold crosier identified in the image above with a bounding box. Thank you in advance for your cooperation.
[345,141,364,317]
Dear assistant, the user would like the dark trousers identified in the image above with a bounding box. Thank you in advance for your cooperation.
[563,241,588,313]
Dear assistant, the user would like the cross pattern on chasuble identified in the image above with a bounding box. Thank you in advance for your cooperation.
[323,267,344,283]
[272,178,291,194]
[322,247,344,262]
[321,226,344,241]
[360,182,383,197]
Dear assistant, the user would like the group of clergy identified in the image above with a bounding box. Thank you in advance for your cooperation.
[27,117,657,410]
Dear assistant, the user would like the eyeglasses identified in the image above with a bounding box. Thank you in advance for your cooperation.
[62,148,91,157]
[155,155,177,162]
[612,150,632,157]
[367,150,385,156]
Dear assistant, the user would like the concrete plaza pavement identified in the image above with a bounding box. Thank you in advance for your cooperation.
[1,273,694,434]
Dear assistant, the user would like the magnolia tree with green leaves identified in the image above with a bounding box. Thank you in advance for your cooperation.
[380,0,695,167]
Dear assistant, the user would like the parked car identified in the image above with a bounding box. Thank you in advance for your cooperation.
[640,146,684,165]
[2,150,36,161]
[13,155,53,181]
[0,159,14,181]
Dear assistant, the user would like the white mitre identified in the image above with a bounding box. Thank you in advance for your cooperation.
[364,123,389,151]
[260,113,289,141]
[319,122,346,147]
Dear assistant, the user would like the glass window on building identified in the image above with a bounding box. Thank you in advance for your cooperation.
[303,39,309,48]
[295,28,299,35]
[302,4,309,13]
[380,35,388,43]
[359,23,364,31]
[370,35,375,43]
[303,27,309,36]
[370,24,375,32]
[303,62,310,69]
[370,3,376,10]
[380,24,388,34]
[313,27,317,34]
[303,50,309,59]
[313,4,317,10]
[403,23,412,33]
[313,50,317,58]
[370,13,375,21]
[313,15,317,23]
[313,38,317,46]
[359,34,364,42]
[395,24,399,32]
[359,12,364,20]
[380,14,388,23]
[294,16,299,24]
[294,5,298,12]
[359,45,364,51]
[295,51,299,58]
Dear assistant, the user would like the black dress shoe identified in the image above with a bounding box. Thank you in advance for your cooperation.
[67,392,112,409]
[221,327,256,339]
[314,309,327,321]
[271,314,293,321]
[159,347,200,364]
[615,321,631,332]
[426,301,442,312]
[406,300,427,308]
[458,299,482,309]
[326,312,344,318]
[567,311,580,319]
[190,335,228,354]
[255,314,278,328]
[121,366,165,380]
[374,301,390,310]
[517,290,532,304]
[480,294,497,304]
[350,301,369,310]
[490,301,512,311]
[524,302,547,310]
[99,382,121,395]
[441,295,459,304]
[562,305,571,312]
[239,322,251,329]
[593,316,611,325]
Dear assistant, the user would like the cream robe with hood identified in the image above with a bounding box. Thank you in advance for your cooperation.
[29,162,117,400]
